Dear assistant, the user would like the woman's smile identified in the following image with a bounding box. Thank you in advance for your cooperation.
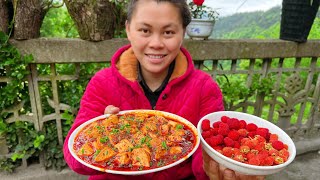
[146,54,167,63]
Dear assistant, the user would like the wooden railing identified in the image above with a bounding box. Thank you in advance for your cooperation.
[1,38,320,169]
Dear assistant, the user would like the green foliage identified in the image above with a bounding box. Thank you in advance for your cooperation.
[40,2,128,38]
[0,158,17,173]
[217,74,275,110]
[0,32,34,109]
[41,6,79,38]
[42,121,66,171]
[0,120,45,173]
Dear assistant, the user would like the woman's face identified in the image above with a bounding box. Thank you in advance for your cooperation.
[126,1,185,77]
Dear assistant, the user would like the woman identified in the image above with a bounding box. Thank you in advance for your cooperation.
[63,0,264,179]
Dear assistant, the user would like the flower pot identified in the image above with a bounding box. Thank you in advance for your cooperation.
[186,19,215,40]
[280,0,320,43]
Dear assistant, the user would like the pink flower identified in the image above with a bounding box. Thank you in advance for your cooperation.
[193,0,204,6]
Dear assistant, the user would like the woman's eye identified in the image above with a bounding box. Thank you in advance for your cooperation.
[164,31,175,35]
[140,29,149,34]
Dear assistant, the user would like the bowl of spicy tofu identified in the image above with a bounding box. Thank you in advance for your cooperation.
[68,110,200,175]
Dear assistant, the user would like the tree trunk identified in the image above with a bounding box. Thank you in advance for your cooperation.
[64,0,117,41]
[13,0,48,40]
[0,0,10,34]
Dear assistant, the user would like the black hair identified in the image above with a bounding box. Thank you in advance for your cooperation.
[126,0,191,28]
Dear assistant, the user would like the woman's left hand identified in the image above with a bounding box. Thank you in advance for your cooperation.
[202,149,265,180]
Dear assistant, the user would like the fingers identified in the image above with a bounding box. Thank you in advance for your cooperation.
[236,173,265,180]
[222,168,236,180]
[104,105,120,114]
[202,150,220,180]
[202,149,239,180]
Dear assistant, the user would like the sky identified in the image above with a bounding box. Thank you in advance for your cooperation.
[204,0,282,17]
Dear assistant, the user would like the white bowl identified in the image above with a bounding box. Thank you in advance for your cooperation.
[68,109,200,175]
[197,111,296,176]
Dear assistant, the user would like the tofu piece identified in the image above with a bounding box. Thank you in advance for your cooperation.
[114,139,133,153]
[131,148,151,167]
[141,122,157,134]
[132,132,145,144]
[149,137,162,148]
[76,143,94,156]
[83,122,101,139]
[92,137,105,150]
[114,152,131,165]
[160,124,169,135]
[108,133,119,146]
[102,114,119,128]
[168,120,177,128]
[167,134,183,143]
[94,146,116,162]
[174,129,185,136]
[169,146,182,155]
[154,148,167,160]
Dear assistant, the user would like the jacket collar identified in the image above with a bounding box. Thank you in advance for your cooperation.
[114,46,189,82]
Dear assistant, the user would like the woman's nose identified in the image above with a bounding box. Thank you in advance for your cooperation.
[149,34,164,48]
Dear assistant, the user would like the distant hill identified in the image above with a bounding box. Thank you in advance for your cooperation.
[211,6,282,39]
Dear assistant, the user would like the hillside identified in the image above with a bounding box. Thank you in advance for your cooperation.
[212,6,281,39]
[211,6,320,39]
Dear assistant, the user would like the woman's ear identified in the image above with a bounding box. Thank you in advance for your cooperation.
[125,20,131,41]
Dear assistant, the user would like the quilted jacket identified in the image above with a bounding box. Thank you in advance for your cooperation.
[63,45,224,180]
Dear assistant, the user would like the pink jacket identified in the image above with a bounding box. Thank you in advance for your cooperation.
[63,45,224,180]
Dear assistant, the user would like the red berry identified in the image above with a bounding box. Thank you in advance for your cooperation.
[261,156,274,166]
[233,153,245,162]
[246,123,258,131]
[201,131,211,138]
[228,130,240,141]
[224,137,235,147]
[210,136,223,146]
[269,134,279,142]
[238,129,248,137]
[222,147,234,157]
[218,123,230,136]
[234,141,240,148]
[279,149,289,159]
[212,121,221,128]
[256,128,269,139]
[239,120,247,129]
[268,148,279,156]
[227,118,240,130]
[247,131,256,138]
[272,140,284,151]
[210,128,219,136]
[240,145,250,154]
[274,156,284,165]
[201,119,211,131]
[248,156,260,165]
[221,116,230,123]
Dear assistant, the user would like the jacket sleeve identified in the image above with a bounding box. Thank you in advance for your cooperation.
[63,71,110,176]
[192,76,224,180]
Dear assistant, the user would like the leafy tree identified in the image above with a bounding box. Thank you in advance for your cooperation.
[40,6,79,38]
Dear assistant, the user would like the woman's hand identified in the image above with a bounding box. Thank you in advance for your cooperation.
[202,150,265,180]
[104,105,120,114]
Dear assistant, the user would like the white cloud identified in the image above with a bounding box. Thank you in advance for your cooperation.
[204,0,282,17]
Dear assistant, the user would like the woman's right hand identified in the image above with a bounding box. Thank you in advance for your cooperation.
[104,105,120,114]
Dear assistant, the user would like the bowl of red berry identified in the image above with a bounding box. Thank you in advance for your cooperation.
[197,111,296,175]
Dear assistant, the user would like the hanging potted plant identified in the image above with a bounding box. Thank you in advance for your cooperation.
[280,0,320,43]
[186,0,219,40]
